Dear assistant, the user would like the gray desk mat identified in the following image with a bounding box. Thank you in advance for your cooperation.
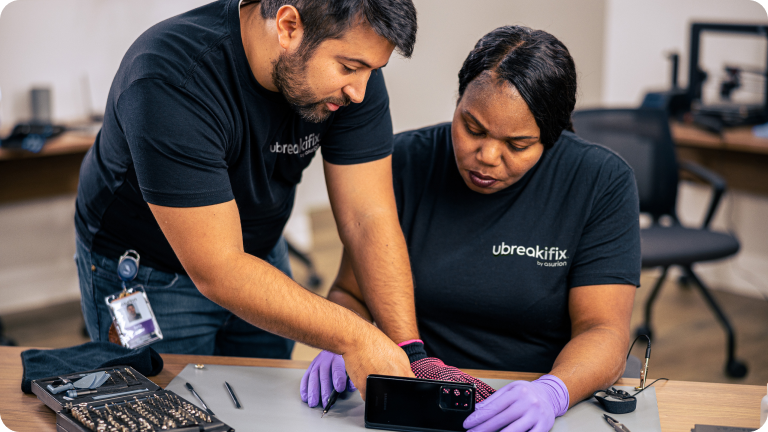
[166,364,661,431]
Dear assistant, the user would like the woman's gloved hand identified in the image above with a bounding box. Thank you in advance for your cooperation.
[299,350,356,408]
[399,340,495,402]
[462,375,569,432]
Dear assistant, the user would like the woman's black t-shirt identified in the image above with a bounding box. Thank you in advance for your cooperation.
[392,123,641,372]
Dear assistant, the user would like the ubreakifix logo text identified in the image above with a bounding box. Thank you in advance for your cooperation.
[492,242,568,267]
[270,133,320,157]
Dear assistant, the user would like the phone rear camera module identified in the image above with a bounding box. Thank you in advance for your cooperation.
[439,386,474,412]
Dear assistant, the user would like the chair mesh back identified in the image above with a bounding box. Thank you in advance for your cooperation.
[571,108,679,219]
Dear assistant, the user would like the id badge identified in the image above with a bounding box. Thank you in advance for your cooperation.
[105,287,163,349]
[104,250,163,349]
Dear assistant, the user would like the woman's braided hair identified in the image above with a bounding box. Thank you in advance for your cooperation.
[458,26,577,149]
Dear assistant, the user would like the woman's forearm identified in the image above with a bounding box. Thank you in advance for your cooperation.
[328,285,375,323]
[549,326,628,407]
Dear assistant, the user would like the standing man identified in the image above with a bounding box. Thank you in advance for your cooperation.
[75,0,419,394]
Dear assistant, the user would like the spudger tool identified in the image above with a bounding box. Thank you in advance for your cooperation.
[186,382,216,416]
[224,381,241,409]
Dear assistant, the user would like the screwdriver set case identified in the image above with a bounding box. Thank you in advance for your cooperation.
[31,365,234,432]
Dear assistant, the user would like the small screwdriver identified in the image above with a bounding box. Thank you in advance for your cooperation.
[321,389,340,418]
[67,389,98,398]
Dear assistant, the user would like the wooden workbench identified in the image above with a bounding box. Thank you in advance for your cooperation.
[0,346,762,432]
[671,122,768,196]
[672,122,768,156]
[0,131,95,162]
[0,131,95,205]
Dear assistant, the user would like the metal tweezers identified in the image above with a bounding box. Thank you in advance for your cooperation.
[604,414,632,432]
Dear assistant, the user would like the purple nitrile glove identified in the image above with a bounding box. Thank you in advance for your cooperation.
[300,350,356,408]
[463,374,569,432]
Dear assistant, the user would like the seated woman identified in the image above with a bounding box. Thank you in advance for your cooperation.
[301,25,639,431]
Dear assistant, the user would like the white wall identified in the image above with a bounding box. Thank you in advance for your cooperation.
[0,0,210,314]
[678,181,768,300]
[385,0,607,133]
[602,0,768,107]
[0,0,210,127]
[0,0,608,131]
[603,0,768,299]
[0,197,80,314]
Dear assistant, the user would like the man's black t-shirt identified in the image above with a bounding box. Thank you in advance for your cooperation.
[392,123,641,372]
[75,0,394,274]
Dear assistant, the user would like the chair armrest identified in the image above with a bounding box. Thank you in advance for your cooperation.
[679,160,726,229]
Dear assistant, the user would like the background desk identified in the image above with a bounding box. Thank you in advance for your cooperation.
[671,122,768,196]
[2,123,766,204]
[0,346,762,432]
[0,131,95,205]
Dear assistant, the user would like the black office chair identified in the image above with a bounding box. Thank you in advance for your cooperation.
[571,108,747,378]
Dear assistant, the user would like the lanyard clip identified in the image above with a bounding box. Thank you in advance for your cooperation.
[117,250,140,282]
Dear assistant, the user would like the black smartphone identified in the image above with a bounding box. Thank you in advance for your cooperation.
[365,375,476,432]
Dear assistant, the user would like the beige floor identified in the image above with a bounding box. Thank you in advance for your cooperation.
[3,208,767,386]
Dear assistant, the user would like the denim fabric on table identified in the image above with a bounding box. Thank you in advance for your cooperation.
[21,341,163,394]
[75,235,295,359]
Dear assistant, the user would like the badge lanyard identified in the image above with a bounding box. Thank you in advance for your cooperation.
[104,250,164,349]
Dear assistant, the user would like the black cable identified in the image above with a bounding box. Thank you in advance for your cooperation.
[626,334,651,360]
[631,378,669,397]
[594,335,669,414]
[626,334,668,395]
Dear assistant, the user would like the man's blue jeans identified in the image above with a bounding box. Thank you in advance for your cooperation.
[75,235,295,358]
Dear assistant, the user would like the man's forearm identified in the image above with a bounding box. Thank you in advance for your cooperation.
[337,211,419,343]
[549,327,628,407]
[194,250,377,355]
[149,198,414,394]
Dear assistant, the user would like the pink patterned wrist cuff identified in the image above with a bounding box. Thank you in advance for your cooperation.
[397,339,424,347]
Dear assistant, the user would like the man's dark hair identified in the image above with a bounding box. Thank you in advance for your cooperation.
[458,26,577,149]
[251,0,417,59]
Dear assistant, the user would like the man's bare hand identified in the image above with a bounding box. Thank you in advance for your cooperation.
[343,331,414,400]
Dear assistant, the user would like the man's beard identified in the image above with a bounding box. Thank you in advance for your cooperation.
[272,50,351,123]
